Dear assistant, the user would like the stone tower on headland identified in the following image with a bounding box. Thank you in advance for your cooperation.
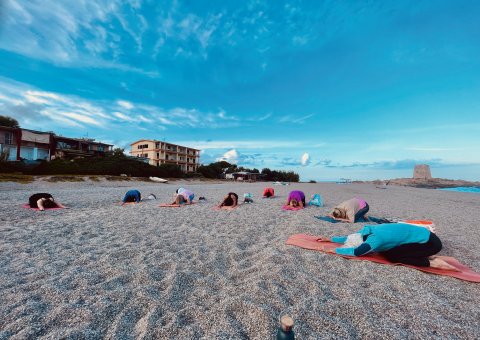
[413,164,432,179]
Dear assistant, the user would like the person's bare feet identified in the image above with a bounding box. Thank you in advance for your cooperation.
[429,257,460,271]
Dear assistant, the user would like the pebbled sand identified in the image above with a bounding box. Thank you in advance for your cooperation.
[0,180,479,339]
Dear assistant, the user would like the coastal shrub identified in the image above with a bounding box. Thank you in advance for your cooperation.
[261,168,299,182]
[197,161,299,182]
[0,160,31,173]
[29,156,184,178]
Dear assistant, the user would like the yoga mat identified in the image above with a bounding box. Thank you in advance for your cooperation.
[159,202,196,208]
[22,204,64,211]
[286,234,480,283]
[315,216,345,223]
[282,205,303,211]
[315,216,417,224]
[213,205,238,210]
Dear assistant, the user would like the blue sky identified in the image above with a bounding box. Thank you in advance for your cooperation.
[1,0,480,181]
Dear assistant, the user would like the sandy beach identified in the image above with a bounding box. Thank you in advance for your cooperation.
[0,179,479,339]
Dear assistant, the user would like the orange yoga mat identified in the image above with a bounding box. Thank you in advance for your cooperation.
[286,234,480,283]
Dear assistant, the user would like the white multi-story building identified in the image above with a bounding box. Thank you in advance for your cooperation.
[130,139,200,173]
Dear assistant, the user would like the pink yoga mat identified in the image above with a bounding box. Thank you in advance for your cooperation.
[21,204,65,211]
[286,234,480,283]
[213,205,238,210]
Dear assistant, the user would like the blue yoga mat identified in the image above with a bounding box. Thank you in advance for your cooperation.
[315,216,392,224]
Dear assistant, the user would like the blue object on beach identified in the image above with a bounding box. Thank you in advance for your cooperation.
[308,194,323,207]
[315,215,392,224]
[244,192,253,203]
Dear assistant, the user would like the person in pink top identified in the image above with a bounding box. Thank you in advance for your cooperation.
[329,197,369,223]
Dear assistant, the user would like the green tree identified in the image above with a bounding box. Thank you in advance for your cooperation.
[0,115,20,128]
[110,148,126,157]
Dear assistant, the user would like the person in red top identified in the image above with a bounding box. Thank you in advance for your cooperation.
[263,187,274,198]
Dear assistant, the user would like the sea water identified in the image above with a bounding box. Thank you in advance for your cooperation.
[438,187,480,194]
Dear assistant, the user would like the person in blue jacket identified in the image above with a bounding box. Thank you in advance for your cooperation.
[317,223,458,271]
[121,189,141,205]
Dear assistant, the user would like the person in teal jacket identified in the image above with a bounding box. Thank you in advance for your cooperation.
[317,223,458,271]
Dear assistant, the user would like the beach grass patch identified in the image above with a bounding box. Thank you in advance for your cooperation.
[105,176,131,181]
[0,173,34,184]
[46,176,85,182]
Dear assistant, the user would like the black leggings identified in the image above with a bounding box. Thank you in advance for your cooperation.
[354,203,369,222]
[382,232,442,267]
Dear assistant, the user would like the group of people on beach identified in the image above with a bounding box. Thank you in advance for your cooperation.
[27,187,457,272]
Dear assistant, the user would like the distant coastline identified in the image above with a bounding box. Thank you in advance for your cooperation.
[357,178,480,189]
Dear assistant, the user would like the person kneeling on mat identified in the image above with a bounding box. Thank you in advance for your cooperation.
[218,192,238,208]
[329,197,369,223]
[317,223,458,271]
[286,190,305,208]
[122,189,141,205]
[28,193,66,211]
[171,187,195,205]
[263,187,274,198]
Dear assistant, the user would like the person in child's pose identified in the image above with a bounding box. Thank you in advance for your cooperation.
[28,193,66,211]
[218,192,239,209]
[286,190,305,208]
[317,223,458,271]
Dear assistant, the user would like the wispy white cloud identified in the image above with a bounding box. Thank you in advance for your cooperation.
[0,77,242,132]
[279,113,314,124]
[0,0,156,75]
[406,147,464,152]
[113,111,135,122]
[117,100,134,109]
[178,140,305,150]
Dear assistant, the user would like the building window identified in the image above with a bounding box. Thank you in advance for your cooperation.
[98,145,104,152]
[5,132,13,145]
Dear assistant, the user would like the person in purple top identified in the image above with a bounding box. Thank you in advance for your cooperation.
[286,190,306,208]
